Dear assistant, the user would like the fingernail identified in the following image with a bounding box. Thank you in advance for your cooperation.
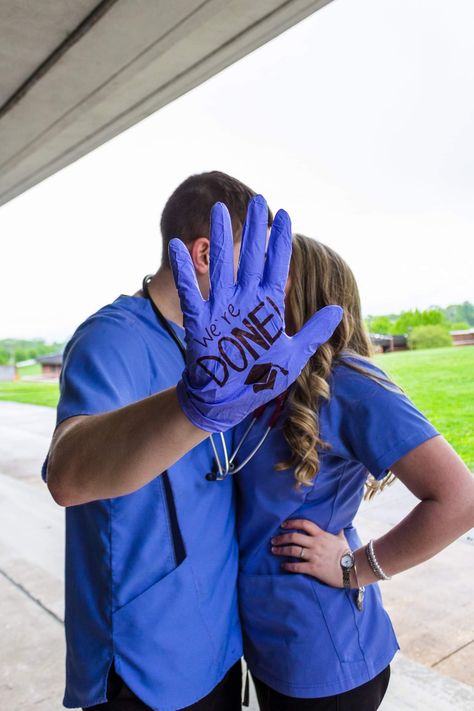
[271,547,276,553]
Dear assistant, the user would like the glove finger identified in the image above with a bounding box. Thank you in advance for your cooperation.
[236,194,269,287]
[209,202,235,298]
[168,238,204,322]
[261,209,292,290]
[292,305,343,357]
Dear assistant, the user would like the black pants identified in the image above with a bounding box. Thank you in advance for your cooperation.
[83,659,242,710]
[252,665,390,711]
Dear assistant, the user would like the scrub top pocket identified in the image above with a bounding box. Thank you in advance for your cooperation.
[112,556,218,710]
[309,578,365,663]
[239,571,364,691]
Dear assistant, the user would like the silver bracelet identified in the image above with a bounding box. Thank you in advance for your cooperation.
[366,539,392,581]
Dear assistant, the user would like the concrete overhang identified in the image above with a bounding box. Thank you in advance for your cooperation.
[0,0,333,207]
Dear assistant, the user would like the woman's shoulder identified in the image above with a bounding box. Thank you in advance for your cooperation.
[327,354,400,407]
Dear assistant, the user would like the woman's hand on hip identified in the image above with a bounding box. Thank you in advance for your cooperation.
[271,518,351,588]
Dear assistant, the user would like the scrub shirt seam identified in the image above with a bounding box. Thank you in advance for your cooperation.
[123,300,180,394]
[128,315,154,395]
[325,460,369,673]
[106,309,151,689]
[346,588,370,677]
[326,461,350,530]
[309,582,344,665]
[134,308,175,571]
[108,497,116,699]
[107,303,154,394]
[248,644,398,695]
[190,563,219,666]
[158,477,176,569]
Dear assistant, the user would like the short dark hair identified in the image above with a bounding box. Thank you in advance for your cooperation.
[159,170,273,268]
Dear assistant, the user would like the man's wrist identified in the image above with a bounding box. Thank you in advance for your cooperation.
[175,379,219,434]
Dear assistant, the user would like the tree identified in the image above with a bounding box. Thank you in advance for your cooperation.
[408,325,453,350]
[392,309,448,335]
[0,349,11,365]
[444,301,474,326]
[460,301,474,325]
[14,348,29,363]
[367,316,393,334]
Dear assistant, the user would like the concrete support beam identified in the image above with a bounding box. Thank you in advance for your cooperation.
[0,0,333,207]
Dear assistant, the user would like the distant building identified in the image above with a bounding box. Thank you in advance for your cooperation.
[36,353,63,379]
[450,328,474,347]
[370,333,408,354]
[392,335,408,351]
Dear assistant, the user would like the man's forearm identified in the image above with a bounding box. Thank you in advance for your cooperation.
[47,385,209,506]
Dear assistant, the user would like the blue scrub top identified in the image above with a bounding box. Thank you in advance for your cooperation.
[41,295,242,710]
[234,356,439,698]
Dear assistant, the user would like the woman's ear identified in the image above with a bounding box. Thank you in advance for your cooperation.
[189,237,210,275]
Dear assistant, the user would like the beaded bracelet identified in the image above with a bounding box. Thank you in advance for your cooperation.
[366,539,392,581]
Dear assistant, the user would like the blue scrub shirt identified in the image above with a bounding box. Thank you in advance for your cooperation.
[234,356,439,698]
[41,295,242,710]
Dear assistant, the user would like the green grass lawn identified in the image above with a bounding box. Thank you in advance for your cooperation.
[0,346,472,468]
[374,347,474,470]
[0,380,59,408]
[16,363,42,377]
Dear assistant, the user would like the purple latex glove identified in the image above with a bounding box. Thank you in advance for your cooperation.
[168,195,343,433]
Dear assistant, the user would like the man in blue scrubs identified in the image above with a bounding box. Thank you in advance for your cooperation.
[41,172,262,710]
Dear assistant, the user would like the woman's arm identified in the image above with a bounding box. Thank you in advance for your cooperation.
[271,435,474,587]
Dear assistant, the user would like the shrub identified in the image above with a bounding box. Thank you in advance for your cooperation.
[408,325,453,350]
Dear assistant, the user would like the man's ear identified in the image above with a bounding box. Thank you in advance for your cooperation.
[189,237,210,275]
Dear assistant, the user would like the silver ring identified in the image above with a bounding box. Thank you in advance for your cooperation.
[299,546,305,559]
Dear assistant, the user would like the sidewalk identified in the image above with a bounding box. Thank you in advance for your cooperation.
[1,400,473,710]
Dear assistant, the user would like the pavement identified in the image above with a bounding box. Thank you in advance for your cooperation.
[1,400,474,710]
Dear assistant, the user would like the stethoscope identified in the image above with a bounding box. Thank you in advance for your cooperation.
[141,274,288,481]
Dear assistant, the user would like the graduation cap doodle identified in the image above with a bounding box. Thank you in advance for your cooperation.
[244,362,289,392]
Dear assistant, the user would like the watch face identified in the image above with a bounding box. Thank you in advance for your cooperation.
[341,553,353,569]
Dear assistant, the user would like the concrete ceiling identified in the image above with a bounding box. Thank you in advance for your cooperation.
[0,0,333,207]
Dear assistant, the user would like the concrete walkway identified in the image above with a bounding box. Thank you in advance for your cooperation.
[1,400,473,710]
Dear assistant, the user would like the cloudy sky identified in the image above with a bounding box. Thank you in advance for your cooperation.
[1,0,473,342]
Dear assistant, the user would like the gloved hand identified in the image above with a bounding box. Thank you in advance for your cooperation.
[168,195,343,433]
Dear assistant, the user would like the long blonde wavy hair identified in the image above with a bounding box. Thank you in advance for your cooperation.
[276,234,396,499]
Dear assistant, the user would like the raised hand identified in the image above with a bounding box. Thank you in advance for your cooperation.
[168,195,343,433]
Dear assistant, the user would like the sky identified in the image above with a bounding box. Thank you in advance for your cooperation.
[1,0,473,342]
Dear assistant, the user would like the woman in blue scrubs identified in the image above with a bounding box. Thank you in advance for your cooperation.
[234,234,474,710]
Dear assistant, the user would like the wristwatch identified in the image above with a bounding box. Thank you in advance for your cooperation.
[340,549,365,611]
[340,550,355,589]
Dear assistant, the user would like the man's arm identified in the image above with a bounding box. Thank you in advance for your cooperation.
[47,385,208,506]
[48,196,342,507]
